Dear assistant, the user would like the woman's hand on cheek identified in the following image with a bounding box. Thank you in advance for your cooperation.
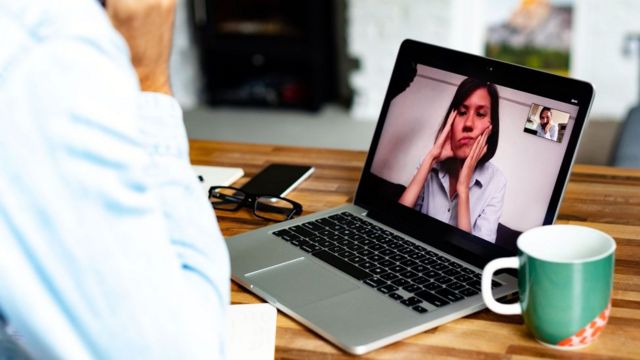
[457,126,491,194]
[428,110,456,163]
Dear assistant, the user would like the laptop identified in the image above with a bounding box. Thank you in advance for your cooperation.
[225,39,594,355]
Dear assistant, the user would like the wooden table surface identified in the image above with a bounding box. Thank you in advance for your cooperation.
[190,140,640,359]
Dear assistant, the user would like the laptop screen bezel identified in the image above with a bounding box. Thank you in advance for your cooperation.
[354,39,594,268]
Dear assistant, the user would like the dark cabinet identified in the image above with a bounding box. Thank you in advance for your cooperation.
[192,0,338,110]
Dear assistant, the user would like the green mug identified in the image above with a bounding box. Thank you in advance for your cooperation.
[481,224,616,350]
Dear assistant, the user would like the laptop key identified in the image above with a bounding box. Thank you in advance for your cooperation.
[402,284,423,293]
[399,270,419,279]
[348,256,367,264]
[412,305,429,314]
[400,296,422,307]
[290,226,315,238]
[420,258,438,266]
[389,254,407,262]
[398,247,416,256]
[363,277,386,288]
[326,245,343,254]
[301,221,325,232]
[435,288,465,303]
[369,243,384,252]
[279,233,301,242]
[369,267,387,276]
[408,252,427,260]
[336,250,356,259]
[378,259,395,268]
[454,274,474,283]
[459,288,479,297]
[399,259,418,268]
[345,244,364,252]
[460,268,476,275]
[290,239,309,247]
[415,290,450,307]
[380,272,399,281]
[356,249,375,257]
[411,264,428,273]
[300,244,320,253]
[358,261,377,270]
[318,229,334,237]
[412,276,430,285]
[431,263,449,271]
[434,276,454,285]
[367,254,385,263]
[467,280,482,291]
[447,281,466,291]
[391,278,411,287]
[377,284,399,294]
[378,249,396,257]
[424,270,440,279]
[388,292,404,301]
[443,268,461,277]
[313,250,373,281]
[273,229,292,237]
[318,240,334,248]
[424,282,443,291]
[389,265,407,274]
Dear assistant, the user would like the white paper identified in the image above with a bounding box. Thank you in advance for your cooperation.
[228,303,277,360]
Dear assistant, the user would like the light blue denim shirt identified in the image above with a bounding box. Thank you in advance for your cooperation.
[0,0,230,359]
[415,162,507,243]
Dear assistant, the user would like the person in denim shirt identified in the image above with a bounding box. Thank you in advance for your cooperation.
[0,0,229,358]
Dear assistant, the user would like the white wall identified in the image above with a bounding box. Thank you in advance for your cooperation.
[347,0,487,121]
[571,0,640,120]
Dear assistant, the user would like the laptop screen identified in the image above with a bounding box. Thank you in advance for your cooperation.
[355,40,593,256]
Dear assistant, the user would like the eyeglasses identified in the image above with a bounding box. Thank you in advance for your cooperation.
[208,186,303,222]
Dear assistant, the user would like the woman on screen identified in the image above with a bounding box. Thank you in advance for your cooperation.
[398,77,506,243]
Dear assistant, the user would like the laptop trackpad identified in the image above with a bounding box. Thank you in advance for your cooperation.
[247,258,359,307]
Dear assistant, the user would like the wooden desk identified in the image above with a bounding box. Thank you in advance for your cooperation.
[191,140,640,359]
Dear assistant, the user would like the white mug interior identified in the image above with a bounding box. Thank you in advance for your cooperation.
[517,225,616,263]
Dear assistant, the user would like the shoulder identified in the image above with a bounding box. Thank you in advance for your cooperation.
[2,0,130,66]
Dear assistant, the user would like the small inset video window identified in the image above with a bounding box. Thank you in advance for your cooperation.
[523,104,570,143]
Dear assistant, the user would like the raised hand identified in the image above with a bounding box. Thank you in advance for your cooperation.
[458,125,491,194]
[428,109,456,162]
[398,109,458,208]
[106,0,177,95]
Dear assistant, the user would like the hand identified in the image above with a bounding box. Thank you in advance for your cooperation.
[106,0,176,95]
[457,125,491,194]
[427,110,456,163]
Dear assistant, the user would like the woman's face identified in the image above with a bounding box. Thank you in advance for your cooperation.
[451,87,492,160]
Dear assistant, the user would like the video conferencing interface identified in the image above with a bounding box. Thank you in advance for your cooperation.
[370,65,580,250]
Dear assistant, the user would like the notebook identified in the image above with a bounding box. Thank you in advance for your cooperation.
[192,165,244,192]
[225,40,594,354]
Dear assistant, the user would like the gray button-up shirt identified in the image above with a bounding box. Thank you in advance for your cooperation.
[415,162,507,243]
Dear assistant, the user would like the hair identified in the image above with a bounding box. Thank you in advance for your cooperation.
[540,106,552,117]
[436,77,500,165]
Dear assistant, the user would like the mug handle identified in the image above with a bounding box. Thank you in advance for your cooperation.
[482,257,520,315]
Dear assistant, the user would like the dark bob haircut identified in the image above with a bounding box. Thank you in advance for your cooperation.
[436,77,500,165]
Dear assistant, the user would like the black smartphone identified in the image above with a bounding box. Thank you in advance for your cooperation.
[241,164,314,197]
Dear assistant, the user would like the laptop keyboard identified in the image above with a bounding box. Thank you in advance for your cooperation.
[272,212,502,315]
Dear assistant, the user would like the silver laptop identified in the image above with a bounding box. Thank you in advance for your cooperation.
[225,40,594,355]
